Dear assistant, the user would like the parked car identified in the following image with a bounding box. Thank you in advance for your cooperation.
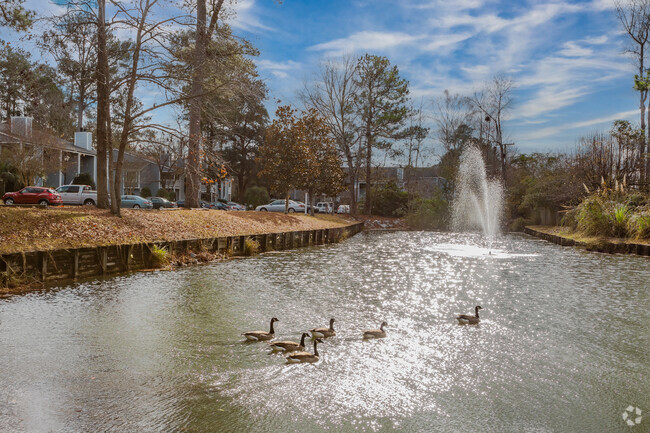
[177,200,211,209]
[56,184,97,206]
[147,197,177,209]
[120,195,153,209]
[211,201,229,210]
[2,186,63,206]
[227,201,246,211]
[336,204,350,214]
[255,199,306,213]
[316,202,334,214]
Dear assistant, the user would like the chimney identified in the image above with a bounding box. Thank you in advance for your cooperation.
[10,116,33,139]
[74,131,93,150]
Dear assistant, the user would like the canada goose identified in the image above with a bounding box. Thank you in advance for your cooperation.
[242,317,278,341]
[456,306,482,325]
[286,338,324,364]
[310,318,336,338]
[269,332,310,353]
[363,321,388,339]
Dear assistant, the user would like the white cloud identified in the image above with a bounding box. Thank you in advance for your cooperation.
[520,109,638,141]
[229,0,274,32]
[309,31,424,56]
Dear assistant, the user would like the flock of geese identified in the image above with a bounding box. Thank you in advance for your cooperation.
[241,306,483,364]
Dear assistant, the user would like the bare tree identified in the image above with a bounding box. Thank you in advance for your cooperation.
[468,75,514,178]
[615,0,650,187]
[433,90,470,152]
[301,56,363,213]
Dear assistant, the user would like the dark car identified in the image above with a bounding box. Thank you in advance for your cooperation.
[211,201,229,210]
[147,197,177,209]
[177,200,211,209]
[2,186,63,206]
[227,201,246,211]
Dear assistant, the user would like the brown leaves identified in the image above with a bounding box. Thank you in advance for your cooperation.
[0,207,350,255]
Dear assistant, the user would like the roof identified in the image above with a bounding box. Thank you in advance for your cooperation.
[0,124,96,156]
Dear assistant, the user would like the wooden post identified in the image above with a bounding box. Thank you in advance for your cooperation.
[73,250,79,279]
[100,247,107,275]
[41,252,47,282]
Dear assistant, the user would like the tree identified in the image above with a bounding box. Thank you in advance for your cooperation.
[40,11,97,131]
[615,0,650,186]
[259,105,306,213]
[0,0,33,31]
[401,100,429,168]
[95,0,111,209]
[354,54,410,215]
[210,77,268,202]
[433,90,471,153]
[302,56,363,213]
[186,0,210,208]
[469,75,514,179]
[0,43,75,137]
[294,108,345,215]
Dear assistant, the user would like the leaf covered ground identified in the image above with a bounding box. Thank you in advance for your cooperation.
[0,207,356,254]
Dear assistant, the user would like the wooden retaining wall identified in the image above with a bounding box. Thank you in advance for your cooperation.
[524,226,650,256]
[0,222,364,287]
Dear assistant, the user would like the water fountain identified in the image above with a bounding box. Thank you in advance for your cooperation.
[451,146,504,244]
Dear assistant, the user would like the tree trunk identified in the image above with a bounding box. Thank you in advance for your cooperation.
[364,130,372,215]
[284,191,290,214]
[95,0,109,209]
[186,0,207,208]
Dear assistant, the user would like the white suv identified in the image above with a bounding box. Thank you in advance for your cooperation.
[316,202,334,214]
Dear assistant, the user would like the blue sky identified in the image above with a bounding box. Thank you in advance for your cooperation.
[2,0,640,163]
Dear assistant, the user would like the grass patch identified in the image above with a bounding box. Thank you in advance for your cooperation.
[150,244,170,268]
[243,238,260,256]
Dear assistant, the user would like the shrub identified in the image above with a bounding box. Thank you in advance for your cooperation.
[628,208,650,240]
[406,195,449,230]
[150,244,169,268]
[156,188,175,201]
[560,207,578,229]
[244,186,270,209]
[610,204,629,238]
[371,181,408,217]
[140,187,152,198]
[243,238,260,256]
[72,172,96,189]
[509,217,533,232]
[576,196,610,236]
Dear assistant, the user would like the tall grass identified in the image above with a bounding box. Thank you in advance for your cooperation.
[150,244,170,267]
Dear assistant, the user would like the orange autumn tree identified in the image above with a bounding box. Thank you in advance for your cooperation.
[260,106,306,213]
[260,106,344,215]
[295,108,345,215]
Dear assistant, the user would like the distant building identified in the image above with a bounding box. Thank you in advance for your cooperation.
[0,116,233,201]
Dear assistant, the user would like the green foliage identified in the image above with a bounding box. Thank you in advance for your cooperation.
[371,181,409,217]
[406,195,449,230]
[576,196,610,236]
[156,188,175,201]
[611,205,629,238]
[140,187,152,198]
[628,209,650,239]
[0,0,34,31]
[243,238,260,256]
[72,172,96,189]
[150,244,169,268]
[244,186,269,209]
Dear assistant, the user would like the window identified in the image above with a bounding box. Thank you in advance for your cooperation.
[58,186,70,193]
[68,186,80,193]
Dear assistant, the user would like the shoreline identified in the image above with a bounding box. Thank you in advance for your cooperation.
[0,207,365,294]
[524,225,650,256]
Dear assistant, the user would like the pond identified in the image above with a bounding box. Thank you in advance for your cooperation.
[0,231,648,432]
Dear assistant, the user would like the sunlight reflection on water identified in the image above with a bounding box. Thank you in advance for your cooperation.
[0,231,648,432]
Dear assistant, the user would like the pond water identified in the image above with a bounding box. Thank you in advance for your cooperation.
[0,231,648,432]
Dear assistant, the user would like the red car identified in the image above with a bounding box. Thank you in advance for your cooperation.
[2,186,63,206]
